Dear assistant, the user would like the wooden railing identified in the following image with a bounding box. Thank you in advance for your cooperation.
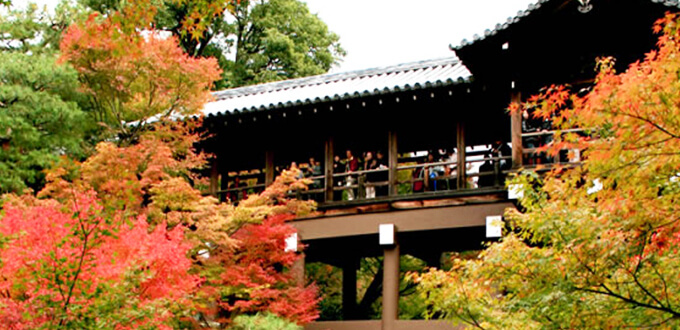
[520,128,586,166]
[209,154,516,205]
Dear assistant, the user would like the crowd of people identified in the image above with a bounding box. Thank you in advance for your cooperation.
[222,142,515,203]
[332,150,389,200]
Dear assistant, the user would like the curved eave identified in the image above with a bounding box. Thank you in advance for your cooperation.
[449,0,680,52]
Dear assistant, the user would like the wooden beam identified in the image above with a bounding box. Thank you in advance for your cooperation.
[325,136,335,202]
[382,239,400,330]
[456,121,466,189]
[292,202,514,240]
[265,150,275,186]
[388,130,398,196]
[511,91,523,169]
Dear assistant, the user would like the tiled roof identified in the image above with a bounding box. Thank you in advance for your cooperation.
[449,0,680,51]
[202,57,471,117]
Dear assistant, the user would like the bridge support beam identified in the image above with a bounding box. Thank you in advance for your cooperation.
[381,228,400,330]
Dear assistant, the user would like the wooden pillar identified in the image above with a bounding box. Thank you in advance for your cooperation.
[209,158,219,197]
[342,258,359,320]
[324,137,335,202]
[265,150,275,186]
[388,130,398,196]
[456,121,466,189]
[292,253,305,286]
[382,241,400,330]
[511,91,523,169]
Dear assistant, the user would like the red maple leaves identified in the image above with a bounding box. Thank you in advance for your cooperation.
[0,191,198,329]
[213,214,320,324]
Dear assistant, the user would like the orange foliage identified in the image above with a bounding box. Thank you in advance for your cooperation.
[59,10,221,137]
[418,13,680,329]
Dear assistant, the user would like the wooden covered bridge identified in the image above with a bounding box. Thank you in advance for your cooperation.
[199,0,677,328]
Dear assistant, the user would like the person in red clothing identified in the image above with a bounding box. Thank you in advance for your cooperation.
[345,149,359,172]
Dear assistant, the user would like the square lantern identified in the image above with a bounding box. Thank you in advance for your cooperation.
[379,224,395,246]
[508,184,523,200]
[486,215,503,238]
[284,233,298,252]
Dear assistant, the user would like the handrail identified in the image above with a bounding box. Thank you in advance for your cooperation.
[395,156,511,171]
[331,167,389,178]
[521,128,585,138]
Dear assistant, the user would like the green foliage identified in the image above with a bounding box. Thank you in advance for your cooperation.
[230,313,302,330]
[398,255,428,320]
[397,167,414,195]
[0,52,88,193]
[305,262,343,321]
[0,1,86,54]
[0,3,44,53]
[223,0,345,87]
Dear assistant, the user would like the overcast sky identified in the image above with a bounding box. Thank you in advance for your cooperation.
[303,0,536,72]
[27,0,536,72]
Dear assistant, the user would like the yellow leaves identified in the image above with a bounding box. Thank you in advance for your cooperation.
[149,178,202,213]
[185,197,238,249]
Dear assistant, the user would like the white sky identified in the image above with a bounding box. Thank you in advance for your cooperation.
[26,0,536,72]
[303,0,536,72]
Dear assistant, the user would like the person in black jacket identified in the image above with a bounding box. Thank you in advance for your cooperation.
[477,154,495,188]
[364,151,378,198]
[491,140,512,171]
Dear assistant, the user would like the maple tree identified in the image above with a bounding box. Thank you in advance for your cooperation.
[190,170,319,327]
[1,2,321,326]
[35,123,320,327]
[204,214,319,325]
[0,0,219,191]
[0,191,198,329]
[416,13,680,329]
[59,5,221,142]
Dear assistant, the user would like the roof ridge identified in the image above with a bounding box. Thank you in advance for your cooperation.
[212,57,460,100]
[450,0,550,51]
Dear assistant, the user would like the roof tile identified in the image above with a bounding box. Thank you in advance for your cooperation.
[203,57,470,116]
